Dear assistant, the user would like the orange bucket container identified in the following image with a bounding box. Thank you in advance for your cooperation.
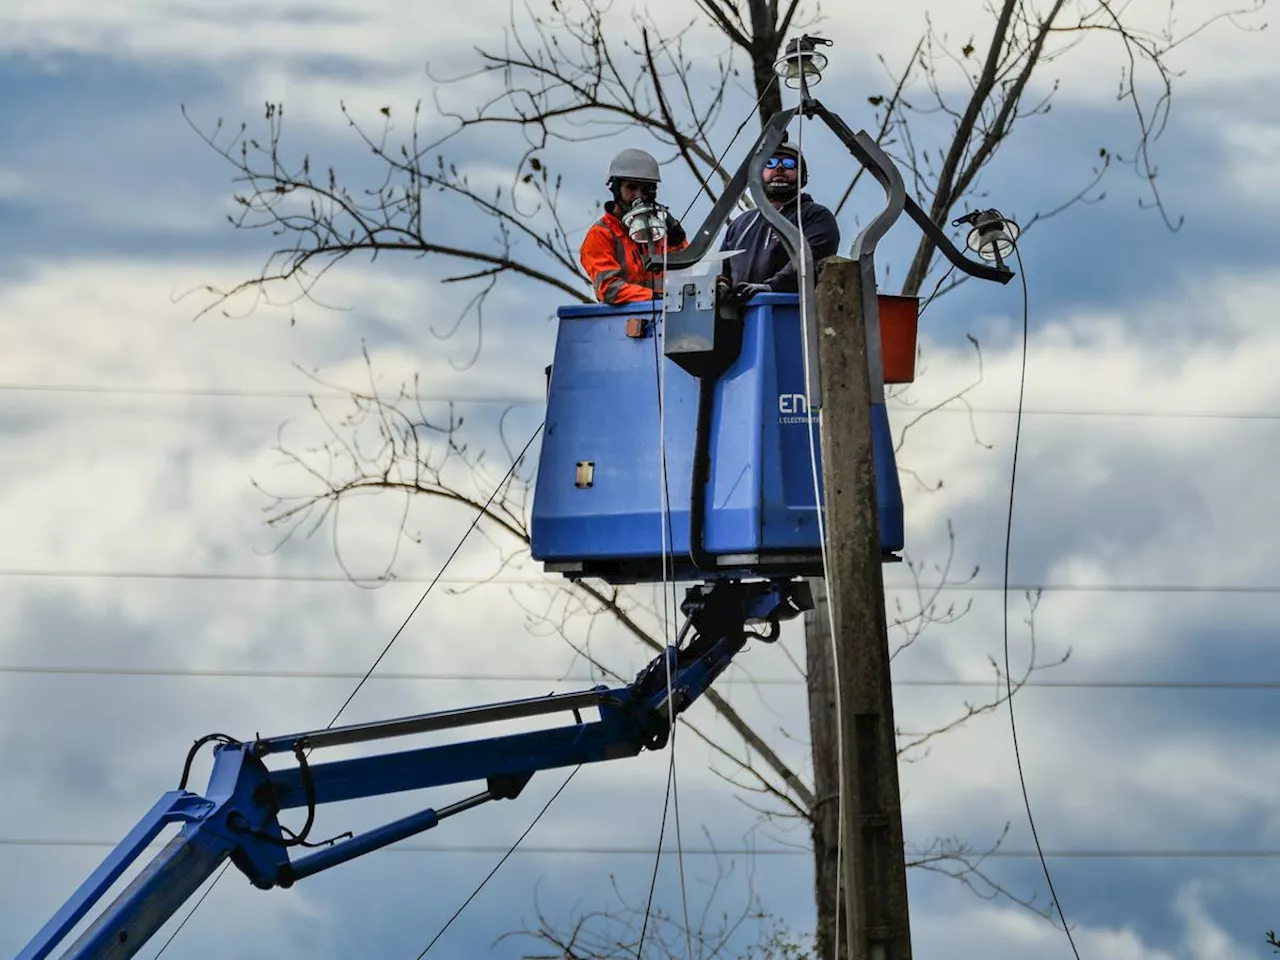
[877,294,919,384]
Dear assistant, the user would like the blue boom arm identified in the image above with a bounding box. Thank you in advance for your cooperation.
[21,579,811,960]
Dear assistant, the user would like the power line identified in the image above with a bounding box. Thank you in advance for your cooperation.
[0,567,517,584]
[415,766,580,957]
[2,837,1278,859]
[889,405,1280,422]
[0,382,545,405]
[1000,242,1081,960]
[4,380,1280,422]
[3,663,1277,691]
[5,566,1280,595]
[149,424,549,957]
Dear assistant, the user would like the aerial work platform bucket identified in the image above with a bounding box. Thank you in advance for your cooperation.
[529,293,905,585]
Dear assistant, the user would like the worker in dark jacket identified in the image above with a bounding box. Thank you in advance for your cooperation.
[719,143,840,299]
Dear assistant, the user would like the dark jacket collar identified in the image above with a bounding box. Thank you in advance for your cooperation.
[771,191,814,214]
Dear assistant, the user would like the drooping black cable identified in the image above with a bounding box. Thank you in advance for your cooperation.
[687,376,719,571]
[150,862,232,959]
[152,737,240,957]
[415,765,580,958]
[641,283,693,958]
[636,748,677,958]
[1004,244,1083,959]
[155,422,546,958]
[177,734,238,791]
[676,75,779,226]
[325,421,545,730]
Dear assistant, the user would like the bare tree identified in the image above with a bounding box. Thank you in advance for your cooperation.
[190,0,1264,956]
[871,0,1266,298]
[493,847,803,958]
[252,353,1065,956]
[185,0,1262,326]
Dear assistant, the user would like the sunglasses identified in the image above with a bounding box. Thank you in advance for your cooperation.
[765,156,799,170]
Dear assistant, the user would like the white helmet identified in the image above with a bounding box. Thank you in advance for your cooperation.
[606,148,661,185]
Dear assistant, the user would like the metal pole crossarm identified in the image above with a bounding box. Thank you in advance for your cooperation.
[656,96,1014,287]
[653,108,799,274]
[21,579,810,960]
[647,93,1013,416]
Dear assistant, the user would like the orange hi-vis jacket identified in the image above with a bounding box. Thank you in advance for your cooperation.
[580,205,689,305]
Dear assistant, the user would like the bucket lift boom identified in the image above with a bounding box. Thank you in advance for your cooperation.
[21,34,1020,960]
[19,580,809,960]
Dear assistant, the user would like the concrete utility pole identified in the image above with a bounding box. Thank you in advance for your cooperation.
[814,256,913,960]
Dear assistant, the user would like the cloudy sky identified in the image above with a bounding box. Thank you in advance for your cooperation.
[3,1,1278,958]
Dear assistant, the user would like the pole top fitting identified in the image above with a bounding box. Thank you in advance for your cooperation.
[775,35,833,89]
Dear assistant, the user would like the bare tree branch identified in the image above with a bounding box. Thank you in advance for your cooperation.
[193,1,1266,954]
[835,37,925,217]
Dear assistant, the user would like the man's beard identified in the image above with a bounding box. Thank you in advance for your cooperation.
[764,179,798,200]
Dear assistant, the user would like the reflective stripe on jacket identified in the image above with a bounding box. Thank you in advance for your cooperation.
[580,206,687,305]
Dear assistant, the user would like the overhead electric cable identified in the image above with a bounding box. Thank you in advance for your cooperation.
[1002,243,1083,959]
[324,422,544,729]
[10,663,1280,690]
[156,423,546,957]
[149,862,232,959]
[414,766,581,957]
[635,212,693,960]
[791,95,850,960]
[6,566,1280,593]
[675,75,779,225]
[0,381,545,404]
[12,837,1280,859]
[8,379,1280,422]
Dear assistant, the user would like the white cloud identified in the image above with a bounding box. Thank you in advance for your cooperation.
[914,880,1263,960]
[13,253,1280,957]
[3,3,1280,952]
[0,167,26,198]
[0,255,814,958]
[4,0,1268,130]
[1220,117,1280,208]
[2,1,480,70]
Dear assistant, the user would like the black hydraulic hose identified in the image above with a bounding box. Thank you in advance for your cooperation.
[688,374,717,571]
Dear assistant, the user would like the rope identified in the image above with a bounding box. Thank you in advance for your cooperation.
[790,102,847,960]
[636,239,694,958]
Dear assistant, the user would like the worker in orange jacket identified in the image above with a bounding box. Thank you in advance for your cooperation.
[580,148,688,304]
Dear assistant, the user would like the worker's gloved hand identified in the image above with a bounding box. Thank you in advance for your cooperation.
[665,213,687,247]
[734,281,771,301]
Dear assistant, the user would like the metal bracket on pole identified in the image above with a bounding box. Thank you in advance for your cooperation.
[745,140,823,410]
[20,579,814,960]
[839,124,907,406]
[656,108,799,273]
[659,93,1015,287]
[656,94,1013,413]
